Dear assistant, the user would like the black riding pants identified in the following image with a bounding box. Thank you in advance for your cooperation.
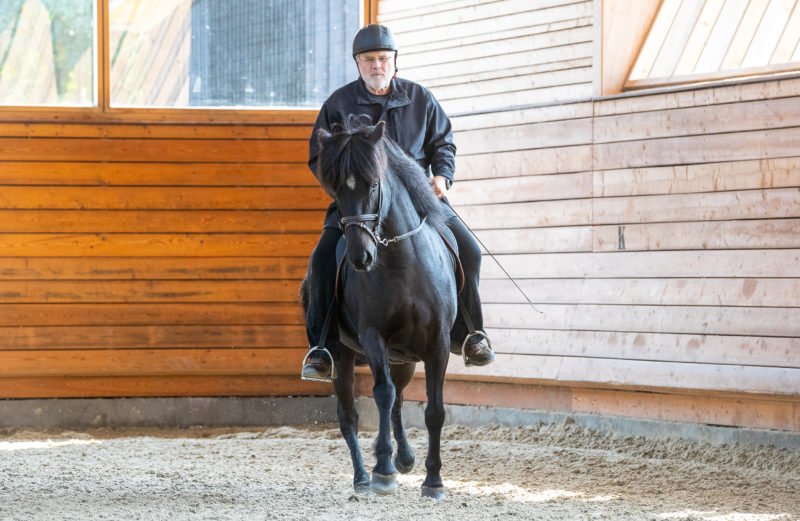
[305,202,484,355]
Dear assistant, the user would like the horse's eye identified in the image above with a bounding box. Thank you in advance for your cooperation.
[371,182,379,191]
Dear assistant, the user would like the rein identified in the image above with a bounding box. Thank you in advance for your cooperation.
[339,181,427,247]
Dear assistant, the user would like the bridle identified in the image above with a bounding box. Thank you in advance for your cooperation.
[339,180,427,247]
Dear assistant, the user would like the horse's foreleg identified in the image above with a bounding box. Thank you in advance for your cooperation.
[421,335,450,500]
[334,346,369,493]
[363,328,398,494]
[390,362,417,474]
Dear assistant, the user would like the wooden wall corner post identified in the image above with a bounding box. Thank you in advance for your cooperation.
[594,0,663,97]
[365,0,380,24]
[98,0,109,112]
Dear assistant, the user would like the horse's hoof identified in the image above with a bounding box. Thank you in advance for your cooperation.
[370,472,398,495]
[394,454,415,474]
[421,485,446,500]
[354,480,371,494]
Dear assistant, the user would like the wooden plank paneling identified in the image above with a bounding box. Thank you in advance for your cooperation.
[451,172,592,205]
[407,42,594,84]
[483,304,800,338]
[570,388,800,431]
[455,118,593,155]
[480,250,800,279]
[452,101,592,131]
[402,26,594,69]
[471,226,592,253]
[594,219,800,252]
[0,0,796,431]
[0,233,317,257]
[382,0,570,32]
[594,127,800,170]
[0,123,311,140]
[0,281,303,303]
[594,157,800,197]
[0,303,303,326]
[0,187,329,210]
[594,97,800,144]
[456,200,591,229]
[0,348,306,377]
[397,2,592,49]
[456,145,593,179]
[361,376,800,430]
[0,257,310,280]
[0,210,321,233]
[445,354,800,396]
[0,162,315,186]
[0,325,306,350]
[0,137,307,162]
[0,117,316,399]
[374,0,800,431]
[443,83,593,115]
[435,67,592,105]
[480,278,800,307]
[0,375,330,399]
[482,328,800,367]
[594,77,800,117]
[593,188,800,224]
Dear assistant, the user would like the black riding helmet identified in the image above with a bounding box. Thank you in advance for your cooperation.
[352,24,398,76]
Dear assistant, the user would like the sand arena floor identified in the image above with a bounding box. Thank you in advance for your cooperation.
[0,422,798,521]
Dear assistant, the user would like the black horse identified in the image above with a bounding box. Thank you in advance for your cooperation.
[301,116,457,499]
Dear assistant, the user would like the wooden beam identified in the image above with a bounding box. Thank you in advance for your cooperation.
[595,0,663,96]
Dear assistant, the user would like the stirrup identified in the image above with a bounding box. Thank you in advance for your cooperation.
[461,330,492,366]
[301,346,336,382]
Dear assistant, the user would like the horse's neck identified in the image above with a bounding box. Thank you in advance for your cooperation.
[382,176,423,241]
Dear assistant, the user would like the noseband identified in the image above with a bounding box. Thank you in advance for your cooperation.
[339,181,427,247]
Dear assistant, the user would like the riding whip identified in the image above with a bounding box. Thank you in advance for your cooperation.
[441,196,544,315]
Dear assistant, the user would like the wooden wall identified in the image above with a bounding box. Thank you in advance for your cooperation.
[2,0,798,434]
[386,0,595,115]
[379,0,800,431]
[0,119,330,398]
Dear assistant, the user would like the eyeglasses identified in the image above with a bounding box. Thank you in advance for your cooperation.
[356,55,393,65]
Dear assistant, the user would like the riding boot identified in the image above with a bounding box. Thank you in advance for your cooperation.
[301,220,342,382]
[445,213,495,366]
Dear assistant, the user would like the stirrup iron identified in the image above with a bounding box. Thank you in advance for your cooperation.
[461,330,491,366]
[301,346,336,382]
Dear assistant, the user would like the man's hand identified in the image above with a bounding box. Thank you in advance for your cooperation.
[431,175,449,198]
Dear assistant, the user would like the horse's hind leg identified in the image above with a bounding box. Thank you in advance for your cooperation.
[421,335,450,500]
[333,346,369,493]
[390,362,416,474]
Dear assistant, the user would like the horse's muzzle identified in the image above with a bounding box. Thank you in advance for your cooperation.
[350,249,374,271]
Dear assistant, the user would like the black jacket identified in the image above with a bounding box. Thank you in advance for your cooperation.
[308,77,456,184]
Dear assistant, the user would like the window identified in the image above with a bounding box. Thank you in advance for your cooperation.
[0,0,364,110]
[0,0,96,106]
[110,0,362,108]
[627,0,800,90]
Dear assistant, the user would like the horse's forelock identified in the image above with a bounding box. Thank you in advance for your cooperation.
[318,117,385,194]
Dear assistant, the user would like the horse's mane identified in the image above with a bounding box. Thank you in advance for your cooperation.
[316,115,448,233]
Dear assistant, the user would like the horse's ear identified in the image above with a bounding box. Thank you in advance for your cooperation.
[368,121,385,144]
[317,127,332,145]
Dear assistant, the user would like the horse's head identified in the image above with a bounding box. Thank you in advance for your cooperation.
[316,115,388,271]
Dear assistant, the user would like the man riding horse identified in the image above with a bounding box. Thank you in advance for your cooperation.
[302,23,495,382]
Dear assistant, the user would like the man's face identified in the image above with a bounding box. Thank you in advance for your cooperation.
[356,51,394,93]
